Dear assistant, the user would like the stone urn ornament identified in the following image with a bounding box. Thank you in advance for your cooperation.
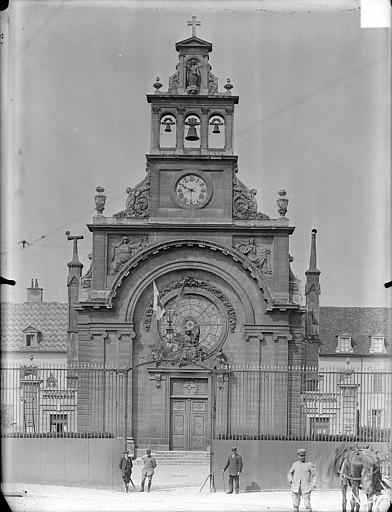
[277,189,289,216]
[94,186,106,216]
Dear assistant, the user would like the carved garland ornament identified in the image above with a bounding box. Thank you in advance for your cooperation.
[114,170,151,218]
[143,277,236,333]
[232,175,269,220]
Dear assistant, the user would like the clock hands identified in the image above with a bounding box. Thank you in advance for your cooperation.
[180,184,196,193]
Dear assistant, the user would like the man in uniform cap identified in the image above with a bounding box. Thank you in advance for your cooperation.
[288,448,317,511]
[140,449,157,492]
[222,446,243,494]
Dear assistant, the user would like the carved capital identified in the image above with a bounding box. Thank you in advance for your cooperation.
[225,106,234,114]
[273,332,293,343]
[152,106,161,114]
[201,107,209,115]
[116,326,136,341]
[243,325,265,343]
[177,107,186,115]
[148,371,166,389]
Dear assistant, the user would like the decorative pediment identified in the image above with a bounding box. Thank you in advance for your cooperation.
[22,326,40,334]
[175,37,212,51]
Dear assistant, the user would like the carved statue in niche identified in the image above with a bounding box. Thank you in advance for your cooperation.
[234,238,272,274]
[111,236,147,274]
[186,59,200,89]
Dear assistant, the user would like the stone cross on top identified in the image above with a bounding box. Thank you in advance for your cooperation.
[66,231,84,266]
[188,15,201,37]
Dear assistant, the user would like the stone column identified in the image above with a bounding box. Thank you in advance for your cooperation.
[201,107,209,151]
[151,106,160,151]
[176,107,185,151]
[225,107,234,153]
[287,328,305,436]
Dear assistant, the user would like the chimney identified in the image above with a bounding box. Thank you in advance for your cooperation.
[26,278,43,303]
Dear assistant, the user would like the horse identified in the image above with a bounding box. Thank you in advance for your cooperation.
[329,446,385,512]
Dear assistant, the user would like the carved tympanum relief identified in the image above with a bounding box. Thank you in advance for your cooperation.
[109,236,148,275]
[233,237,272,275]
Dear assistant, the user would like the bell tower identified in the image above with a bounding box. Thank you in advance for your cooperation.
[74,17,305,448]
[146,16,238,222]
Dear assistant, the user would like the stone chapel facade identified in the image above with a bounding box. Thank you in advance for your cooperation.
[67,22,317,451]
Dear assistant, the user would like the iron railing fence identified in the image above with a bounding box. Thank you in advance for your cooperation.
[1,363,391,444]
[0,363,126,438]
[213,365,392,443]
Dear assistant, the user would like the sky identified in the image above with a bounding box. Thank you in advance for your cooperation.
[1,0,391,307]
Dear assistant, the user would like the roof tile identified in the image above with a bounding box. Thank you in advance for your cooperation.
[319,306,392,355]
[1,302,68,352]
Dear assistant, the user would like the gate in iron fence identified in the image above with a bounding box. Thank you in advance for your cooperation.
[1,363,391,447]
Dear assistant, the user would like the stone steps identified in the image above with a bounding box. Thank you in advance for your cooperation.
[135,450,210,465]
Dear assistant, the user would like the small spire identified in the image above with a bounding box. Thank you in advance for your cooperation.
[306,229,320,274]
[35,278,39,288]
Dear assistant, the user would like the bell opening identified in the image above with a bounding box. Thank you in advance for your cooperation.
[185,126,199,141]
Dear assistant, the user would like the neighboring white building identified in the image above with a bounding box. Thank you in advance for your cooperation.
[0,280,73,434]
[1,279,67,366]
[302,306,392,437]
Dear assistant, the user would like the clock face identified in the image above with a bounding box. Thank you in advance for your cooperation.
[175,174,208,207]
[158,294,225,354]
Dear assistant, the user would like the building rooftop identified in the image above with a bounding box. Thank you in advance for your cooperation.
[1,302,68,352]
[319,306,392,356]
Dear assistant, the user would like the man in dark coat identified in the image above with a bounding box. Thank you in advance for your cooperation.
[119,450,134,492]
[222,446,243,494]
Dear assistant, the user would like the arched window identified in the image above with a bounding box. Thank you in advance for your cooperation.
[160,114,176,148]
[208,114,225,149]
[184,114,201,148]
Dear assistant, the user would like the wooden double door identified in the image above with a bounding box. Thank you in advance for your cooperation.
[170,378,208,451]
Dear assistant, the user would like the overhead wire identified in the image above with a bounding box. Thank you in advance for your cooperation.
[0,192,126,256]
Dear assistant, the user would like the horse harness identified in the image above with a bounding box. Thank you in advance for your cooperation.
[342,465,381,483]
